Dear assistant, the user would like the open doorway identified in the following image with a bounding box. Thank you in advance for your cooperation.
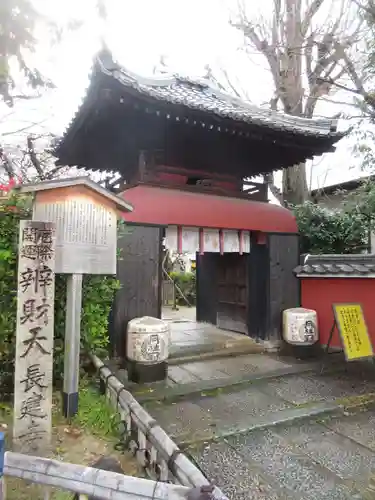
[161,248,197,320]
[162,226,251,336]
[217,253,248,334]
[196,252,249,335]
[162,251,250,336]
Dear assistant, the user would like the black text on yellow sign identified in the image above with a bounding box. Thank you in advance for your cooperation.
[333,303,373,361]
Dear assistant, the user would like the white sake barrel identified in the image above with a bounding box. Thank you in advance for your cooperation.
[127,316,170,364]
[282,308,318,345]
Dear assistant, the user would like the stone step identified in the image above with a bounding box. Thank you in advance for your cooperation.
[168,339,265,363]
[187,410,375,499]
[260,371,375,407]
[144,370,375,445]
[132,354,354,405]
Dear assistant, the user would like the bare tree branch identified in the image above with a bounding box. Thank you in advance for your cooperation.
[263,172,285,204]
[0,144,15,178]
[27,135,45,180]
[301,0,325,37]
[230,0,367,204]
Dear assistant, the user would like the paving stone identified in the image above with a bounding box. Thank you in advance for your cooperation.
[324,408,375,451]
[180,361,229,380]
[211,354,291,377]
[187,440,288,500]
[281,422,375,482]
[196,387,291,431]
[180,354,291,382]
[239,354,292,373]
[227,428,356,499]
[263,372,375,405]
[168,365,201,384]
[302,435,375,483]
[144,400,216,442]
[271,418,332,445]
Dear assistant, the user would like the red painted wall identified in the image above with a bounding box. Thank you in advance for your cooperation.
[301,278,375,347]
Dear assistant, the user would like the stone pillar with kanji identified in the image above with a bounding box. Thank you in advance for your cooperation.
[13,221,56,455]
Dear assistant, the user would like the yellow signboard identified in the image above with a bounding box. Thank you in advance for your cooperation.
[333,303,373,361]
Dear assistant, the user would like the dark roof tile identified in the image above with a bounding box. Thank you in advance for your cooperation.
[294,255,375,276]
[311,264,326,273]
[107,60,343,139]
[350,263,370,273]
[336,263,355,273]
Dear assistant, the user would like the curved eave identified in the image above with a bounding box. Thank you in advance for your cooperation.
[54,55,346,163]
[120,185,298,233]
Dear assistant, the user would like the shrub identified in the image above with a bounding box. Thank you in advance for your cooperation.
[169,271,196,306]
[293,201,367,255]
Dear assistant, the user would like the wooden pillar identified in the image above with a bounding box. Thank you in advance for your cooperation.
[247,233,269,340]
[248,232,300,348]
[196,253,218,324]
[267,233,300,348]
[110,224,163,360]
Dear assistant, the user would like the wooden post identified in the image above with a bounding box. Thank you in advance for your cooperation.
[0,432,5,500]
[62,274,83,419]
[13,221,56,457]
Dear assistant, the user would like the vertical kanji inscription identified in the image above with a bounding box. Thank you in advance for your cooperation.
[13,221,56,455]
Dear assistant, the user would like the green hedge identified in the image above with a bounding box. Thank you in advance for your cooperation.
[169,271,196,305]
[294,202,367,254]
[0,197,119,399]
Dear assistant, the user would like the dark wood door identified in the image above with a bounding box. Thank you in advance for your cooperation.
[196,253,219,324]
[217,254,248,334]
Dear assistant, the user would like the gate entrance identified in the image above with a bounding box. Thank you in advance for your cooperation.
[217,253,248,334]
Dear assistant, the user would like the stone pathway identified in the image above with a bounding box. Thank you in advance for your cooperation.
[168,352,290,384]
[164,313,261,360]
[116,352,306,402]
[140,360,375,499]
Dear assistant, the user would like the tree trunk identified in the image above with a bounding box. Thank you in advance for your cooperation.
[263,172,285,205]
[282,162,308,205]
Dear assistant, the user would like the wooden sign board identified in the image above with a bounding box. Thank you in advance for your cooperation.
[13,220,56,455]
[332,303,373,361]
[33,186,117,275]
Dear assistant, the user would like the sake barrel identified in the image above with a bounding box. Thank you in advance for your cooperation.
[282,308,318,345]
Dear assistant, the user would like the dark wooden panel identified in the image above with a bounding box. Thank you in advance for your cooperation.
[110,225,162,358]
[248,236,269,340]
[268,234,300,343]
[217,254,248,334]
[196,253,218,324]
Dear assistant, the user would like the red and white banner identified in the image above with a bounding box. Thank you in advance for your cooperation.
[203,229,220,252]
[165,226,178,251]
[223,230,240,253]
[165,226,250,254]
[243,231,250,253]
[181,227,199,253]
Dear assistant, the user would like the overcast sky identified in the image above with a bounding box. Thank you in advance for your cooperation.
[0,0,369,191]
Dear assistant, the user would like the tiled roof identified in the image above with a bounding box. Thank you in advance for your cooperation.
[294,255,375,276]
[310,175,375,197]
[96,50,343,139]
